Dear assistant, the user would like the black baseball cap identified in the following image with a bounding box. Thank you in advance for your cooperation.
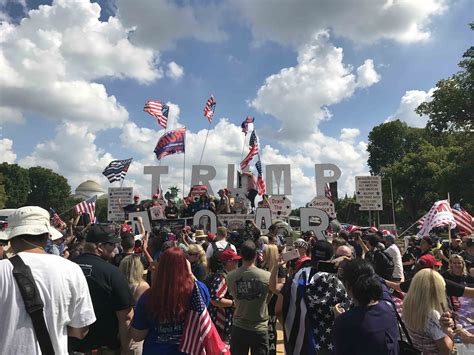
[311,240,334,262]
[86,224,121,244]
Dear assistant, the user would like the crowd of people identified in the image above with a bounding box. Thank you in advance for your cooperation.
[1,204,474,355]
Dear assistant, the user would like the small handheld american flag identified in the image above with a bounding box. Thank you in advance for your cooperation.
[144,100,169,129]
[179,283,229,355]
[102,158,133,183]
[203,95,216,124]
[74,195,97,223]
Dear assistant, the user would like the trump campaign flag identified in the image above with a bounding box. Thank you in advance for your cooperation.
[418,200,457,237]
[154,127,186,160]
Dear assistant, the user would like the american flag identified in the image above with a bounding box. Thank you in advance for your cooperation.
[325,183,333,201]
[418,200,457,237]
[102,158,133,183]
[240,130,259,170]
[74,195,97,223]
[144,100,169,129]
[452,203,473,234]
[256,160,266,195]
[203,95,216,123]
[241,116,254,135]
[50,209,66,229]
[179,283,229,355]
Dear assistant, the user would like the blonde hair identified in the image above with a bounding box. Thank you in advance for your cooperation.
[448,254,467,276]
[119,255,145,286]
[402,269,448,332]
[264,244,279,271]
[187,244,207,267]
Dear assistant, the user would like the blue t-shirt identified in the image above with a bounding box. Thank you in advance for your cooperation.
[132,281,210,355]
[333,301,399,355]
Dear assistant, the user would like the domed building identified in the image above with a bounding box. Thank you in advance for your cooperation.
[75,180,105,200]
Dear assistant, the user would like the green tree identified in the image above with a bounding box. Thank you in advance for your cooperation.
[0,163,30,208]
[0,173,6,209]
[27,167,71,211]
[95,197,108,222]
[416,23,473,132]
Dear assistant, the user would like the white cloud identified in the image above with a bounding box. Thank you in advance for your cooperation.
[0,107,25,124]
[0,138,16,163]
[235,0,447,46]
[386,89,434,128]
[356,59,381,88]
[166,61,184,80]
[251,32,380,141]
[339,128,360,143]
[0,0,161,130]
[116,0,226,50]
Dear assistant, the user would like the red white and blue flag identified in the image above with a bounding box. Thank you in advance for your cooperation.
[452,203,473,234]
[74,195,97,223]
[240,130,259,170]
[50,209,66,229]
[144,100,169,129]
[325,183,333,201]
[179,283,229,355]
[154,127,186,160]
[256,160,266,196]
[417,200,457,237]
[241,116,254,135]
[203,96,216,124]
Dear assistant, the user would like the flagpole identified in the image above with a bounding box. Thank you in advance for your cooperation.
[241,135,247,161]
[183,127,186,199]
[448,192,452,255]
[199,121,212,165]
[390,177,397,227]
[159,126,168,167]
[398,220,420,238]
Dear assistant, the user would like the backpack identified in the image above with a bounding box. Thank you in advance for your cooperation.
[372,249,395,280]
[208,241,232,274]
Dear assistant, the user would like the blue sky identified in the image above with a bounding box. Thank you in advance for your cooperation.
[0,0,472,207]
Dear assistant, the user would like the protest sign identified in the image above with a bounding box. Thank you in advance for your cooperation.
[355,176,383,211]
[107,187,133,222]
[268,195,291,217]
[307,196,336,218]
[149,205,165,220]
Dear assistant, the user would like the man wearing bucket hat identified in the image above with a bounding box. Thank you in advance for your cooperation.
[0,206,96,354]
[69,224,134,354]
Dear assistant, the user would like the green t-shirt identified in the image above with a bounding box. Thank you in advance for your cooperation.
[226,265,271,332]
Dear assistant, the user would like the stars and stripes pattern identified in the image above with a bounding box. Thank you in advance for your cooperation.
[74,195,97,223]
[240,130,259,170]
[418,200,457,237]
[256,160,266,196]
[241,116,254,135]
[50,209,66,229]
[209,273,233,339]
[203,95,216,123]
[102,158,133,183]
[144,100,169,129]
[325,183,333,201]
[179,282,229,355]
[452,203,473,234]
[283,267,350,354]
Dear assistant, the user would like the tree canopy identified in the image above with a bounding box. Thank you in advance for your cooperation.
[26,166,72,211]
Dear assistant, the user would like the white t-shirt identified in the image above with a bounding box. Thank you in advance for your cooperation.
[0,252,96,355]
[385,243,404,280]
[206,240,237,258]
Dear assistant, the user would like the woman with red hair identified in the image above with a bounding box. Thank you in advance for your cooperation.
[131,247,210,354]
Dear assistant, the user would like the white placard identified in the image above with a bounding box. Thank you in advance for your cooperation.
[307,196,336,218]
[355,176,383,211]
[149,205,165,220]
[268,195,292,218]
[107,187,133,222]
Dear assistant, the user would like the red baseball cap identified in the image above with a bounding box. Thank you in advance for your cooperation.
[120,224,132,234]
[418,254,442,268]
[207,232,216,242]
[219,249,242,263]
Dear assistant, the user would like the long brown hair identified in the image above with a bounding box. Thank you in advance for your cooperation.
[146,247,194,322]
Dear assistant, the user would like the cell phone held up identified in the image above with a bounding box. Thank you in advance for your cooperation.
[281,249,300,262]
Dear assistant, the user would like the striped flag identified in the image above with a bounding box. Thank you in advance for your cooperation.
[179,283,229,355]
[144,100,169,129]
[452,203,473,234]
[50,209,66,229]
[241,116,254,135]
[74,195,97,223]
[240,130,259,170]
[418,200,457,237]
[102,158,133,183]
[203,95,216,123]
[325,183,333,201]
[256,160,266,196]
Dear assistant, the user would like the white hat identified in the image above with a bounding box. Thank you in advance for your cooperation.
[50,227,64,241]
[6,206,52,240]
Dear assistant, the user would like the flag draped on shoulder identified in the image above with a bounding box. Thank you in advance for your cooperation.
[241,116,254,135]
[154,127,186,160]
[74,195,97,222]
[240,130,259,170]
[179,283,230,355]
[452,203,473,234]
[417,200,457,237]
[256,159,266,196]
[102,158,133,183]
[144,100,169,129]
[203,95,216,124]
